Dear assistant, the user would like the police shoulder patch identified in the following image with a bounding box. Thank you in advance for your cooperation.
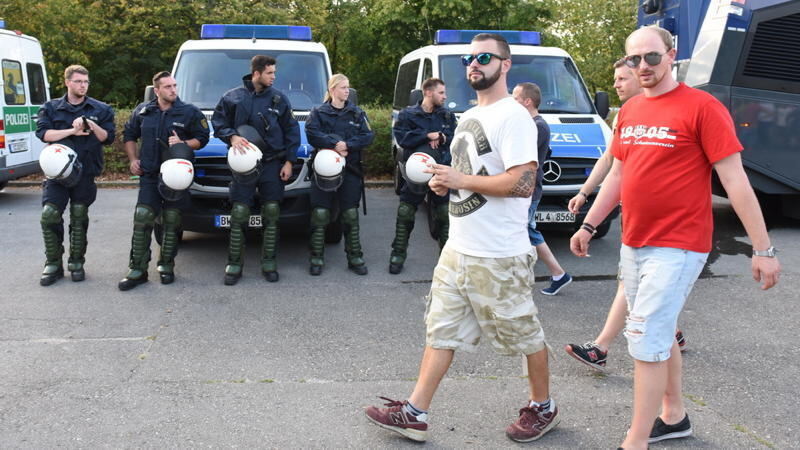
[201,118,208,129]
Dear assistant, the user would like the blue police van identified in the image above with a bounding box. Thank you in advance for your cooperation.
[393,29,619,237]
[163,24,333,237]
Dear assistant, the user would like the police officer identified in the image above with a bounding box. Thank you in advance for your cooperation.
[389,77,456,274]
[118,71,209,290]
[36,65,115,286]
[212,55,300,285]
[305,74,375,276]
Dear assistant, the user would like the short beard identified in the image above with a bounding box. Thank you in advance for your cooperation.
[469,67,501,91]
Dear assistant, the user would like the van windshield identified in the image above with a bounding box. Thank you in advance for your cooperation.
[174,49,328,111]
[439,55,595,114]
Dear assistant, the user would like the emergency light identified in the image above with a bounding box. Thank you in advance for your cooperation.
[435,29,541,46]
[200,24,312,41]
[0,19,5,28]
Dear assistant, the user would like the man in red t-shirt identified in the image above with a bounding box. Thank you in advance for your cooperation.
[571,26,781,450]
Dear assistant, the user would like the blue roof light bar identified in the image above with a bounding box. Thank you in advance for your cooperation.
[200,24,312,41]
[435,29,541,46]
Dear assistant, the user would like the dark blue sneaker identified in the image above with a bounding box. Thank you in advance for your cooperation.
[541,273,572,296]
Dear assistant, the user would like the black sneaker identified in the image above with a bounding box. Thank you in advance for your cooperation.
[676,329,687,352]
[565,342,607,372]
[649,414,692,443]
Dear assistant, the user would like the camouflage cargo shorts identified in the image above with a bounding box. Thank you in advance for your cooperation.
[424,246,547,356]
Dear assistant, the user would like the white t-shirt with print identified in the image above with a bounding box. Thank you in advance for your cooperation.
[446,96,538,258]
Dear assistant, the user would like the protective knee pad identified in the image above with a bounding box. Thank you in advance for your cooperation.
[311,207,330,227]
[134,204,157,227]
[230,202,251,226]
[397,202,417,223]
[261,201,280,222]
[162,208,181,228]
[41,203,63,226]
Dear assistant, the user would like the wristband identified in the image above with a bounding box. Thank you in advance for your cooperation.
[578,191,589,199]
[580,222,597,236]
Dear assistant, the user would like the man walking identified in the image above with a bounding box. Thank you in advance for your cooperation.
[36,65,115,285]
[389,77,456,274]
[118,71,209,290]
[212,55,300,285]
[366,33,558,443]
[512,82,572,295]
[571,26,780,449]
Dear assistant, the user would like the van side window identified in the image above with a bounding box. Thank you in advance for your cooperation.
[3,60,26,105]
[26,63,47,105]
[393,60,420,109]
[422,59,433,82]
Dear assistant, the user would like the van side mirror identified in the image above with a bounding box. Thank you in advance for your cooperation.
[408,89,423,106]
[348,88,358,106]
[144,85,155,103]
[595,91,610,119]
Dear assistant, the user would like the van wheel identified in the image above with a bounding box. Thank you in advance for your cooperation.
[0,182,7,191]
[394,164,405,195]
[154,223,184,246]
[325,215,343,244]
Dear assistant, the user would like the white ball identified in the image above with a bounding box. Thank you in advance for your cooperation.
[315,149,345,177]
[227,142,262,173]
[406,152,434,183]
[160,158,194,190]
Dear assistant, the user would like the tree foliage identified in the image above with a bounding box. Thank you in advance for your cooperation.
[0,0,636,107]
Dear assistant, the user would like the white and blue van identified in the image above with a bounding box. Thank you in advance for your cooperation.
[0,20,49,190]
[162,24,332,236]
[392,29,618,237]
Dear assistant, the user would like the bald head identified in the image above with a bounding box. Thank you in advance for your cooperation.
[625,26,673,54]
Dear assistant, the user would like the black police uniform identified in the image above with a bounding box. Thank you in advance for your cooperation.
[35,95,115,285]
[388,102,456,274]
[211,74,300,284]
[305,100,374,275]
[118,97,209,290]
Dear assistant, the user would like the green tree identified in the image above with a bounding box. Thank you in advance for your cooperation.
[541,0,637,105]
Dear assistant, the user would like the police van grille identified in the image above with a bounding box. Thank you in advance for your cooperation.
[742,12,800,82]
[293,112,309,121]
[543,157,593,186]
[558,117,594,123]
[193,157,305,187]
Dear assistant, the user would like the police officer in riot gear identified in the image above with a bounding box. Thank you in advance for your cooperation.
[389,77,456,274]
[118,71,209,291]
[212,55,300,285]
[35,64,115,286]
[305,74,375,276]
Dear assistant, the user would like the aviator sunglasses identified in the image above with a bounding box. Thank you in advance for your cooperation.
[461,52,506,66]
[623,51,667,68]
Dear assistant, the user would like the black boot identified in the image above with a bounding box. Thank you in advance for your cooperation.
[389,202,416,274]
[118,205,155,291]
[157,208,181,285]
[342,207,367,275]
[40,203,64,286]
[308,207,329,276]
[224,202,249,285]
[260,201,280,282]
[67,203,89,282]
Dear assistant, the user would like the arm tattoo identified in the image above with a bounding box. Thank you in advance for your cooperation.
[509,169,536,197]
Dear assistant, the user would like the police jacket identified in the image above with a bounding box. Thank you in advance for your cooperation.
[211,75,300,163]
[124,97,210,176]
[305,100,374,165]
[36,95,116,177]
[393,102,456,164]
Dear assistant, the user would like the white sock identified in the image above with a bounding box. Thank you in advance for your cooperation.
[552,273,565,281]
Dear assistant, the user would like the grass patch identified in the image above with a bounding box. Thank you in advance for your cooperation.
[732,423,775,449]
[684,393,706,407]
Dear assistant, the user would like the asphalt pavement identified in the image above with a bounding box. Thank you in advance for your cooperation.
[1,186,798,448]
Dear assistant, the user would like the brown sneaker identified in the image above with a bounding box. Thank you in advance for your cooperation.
[365,397,428,442]
[506,402,560,442]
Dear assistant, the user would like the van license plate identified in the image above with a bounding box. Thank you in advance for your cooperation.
[10,141,28,153]
[214,215,262,228]
[534,211,575,223]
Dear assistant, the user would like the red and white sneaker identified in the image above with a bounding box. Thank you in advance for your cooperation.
[365,397,428,442]
[506,402,560,442]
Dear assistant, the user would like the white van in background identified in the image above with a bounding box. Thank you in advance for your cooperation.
[0,19,49,190]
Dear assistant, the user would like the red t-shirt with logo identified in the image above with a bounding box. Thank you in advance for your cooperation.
[610,83,742,253]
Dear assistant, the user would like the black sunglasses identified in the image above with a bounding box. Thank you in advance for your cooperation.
[461,52,506,66]
[624,51,666,68]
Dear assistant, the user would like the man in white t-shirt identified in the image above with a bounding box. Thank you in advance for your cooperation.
[365,33,558,444]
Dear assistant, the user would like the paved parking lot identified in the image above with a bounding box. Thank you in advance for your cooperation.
[1,186,798,448]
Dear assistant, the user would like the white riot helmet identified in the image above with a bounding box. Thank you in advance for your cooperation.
[312,149,345,192]
[39,142,82,188]
[159,158,194,201]
[400,147,435,195]
[227,142,263,186]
